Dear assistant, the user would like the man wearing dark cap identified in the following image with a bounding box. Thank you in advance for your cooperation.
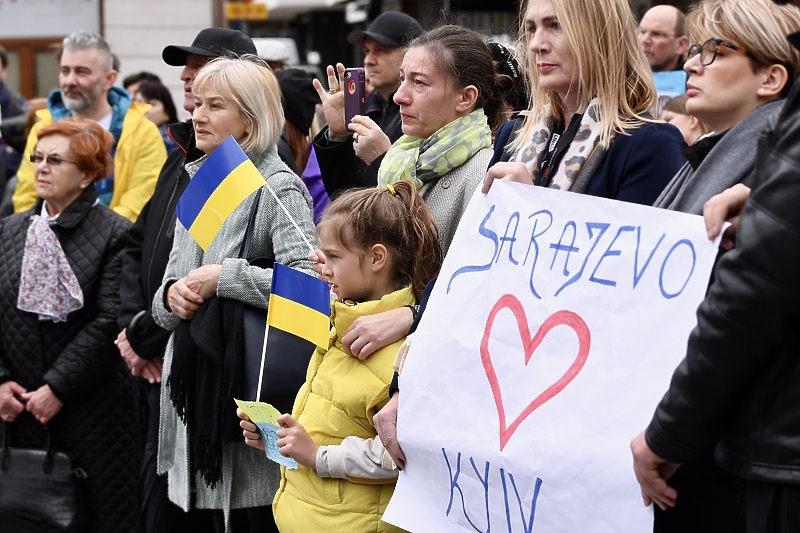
[116,27,256,533]
[312,11,422,197]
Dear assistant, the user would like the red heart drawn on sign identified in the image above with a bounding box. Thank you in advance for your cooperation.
[481,294,591,450]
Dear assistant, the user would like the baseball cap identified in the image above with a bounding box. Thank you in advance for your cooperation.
[162,27,257,66]
[346,11,422,47]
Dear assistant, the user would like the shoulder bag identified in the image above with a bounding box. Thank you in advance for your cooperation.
[0,422,88,532]
[239,188,316,413]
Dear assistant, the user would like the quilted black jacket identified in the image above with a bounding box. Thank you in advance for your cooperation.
[0,187,142,532]
[646,31,800,484]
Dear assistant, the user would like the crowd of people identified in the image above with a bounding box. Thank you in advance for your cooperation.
[1,0,800,531]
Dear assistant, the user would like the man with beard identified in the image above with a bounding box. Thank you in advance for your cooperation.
[631,0,800,530]
[11,30,165,221]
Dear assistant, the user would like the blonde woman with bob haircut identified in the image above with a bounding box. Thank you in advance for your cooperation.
[484,0,686,205]
[151,57,316,532]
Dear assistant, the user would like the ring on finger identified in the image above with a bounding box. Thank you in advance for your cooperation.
[353,132,360,142]
[328,88,340,95]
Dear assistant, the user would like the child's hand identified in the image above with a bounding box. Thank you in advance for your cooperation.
[237,408,265,451]
[276,414,319,470]
[308,249,326,277]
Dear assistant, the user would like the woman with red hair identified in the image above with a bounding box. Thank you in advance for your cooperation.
[0,118,140,532]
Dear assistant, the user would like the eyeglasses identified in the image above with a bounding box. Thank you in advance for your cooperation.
[687,38,749,66]
[30,153,78,167]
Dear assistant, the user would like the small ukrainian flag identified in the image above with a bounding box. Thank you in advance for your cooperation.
[267,263,331,349]
[176,136,265,250]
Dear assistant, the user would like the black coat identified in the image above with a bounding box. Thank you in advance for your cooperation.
[0,187,141,532]
[646,31,800,485]
[118,120,197,360]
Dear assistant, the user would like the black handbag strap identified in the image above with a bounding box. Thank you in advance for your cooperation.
[238,187,264,260]
[2,421,56,473]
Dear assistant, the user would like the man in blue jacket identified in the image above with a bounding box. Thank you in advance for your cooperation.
[0,45,28,180]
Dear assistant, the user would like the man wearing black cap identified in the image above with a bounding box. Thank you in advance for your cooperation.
[312,11,422,197]
[116,27,255,533]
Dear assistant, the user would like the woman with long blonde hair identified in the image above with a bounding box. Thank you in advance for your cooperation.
[485,0,685,204]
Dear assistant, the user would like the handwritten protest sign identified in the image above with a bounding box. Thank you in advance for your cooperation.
[383,181,721,532]
[235,399,297,469]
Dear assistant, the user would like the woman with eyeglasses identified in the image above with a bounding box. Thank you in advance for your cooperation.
[484,0,685,204]
[643,0,800,531]
[0,118,140,532]
[653,0,800,216]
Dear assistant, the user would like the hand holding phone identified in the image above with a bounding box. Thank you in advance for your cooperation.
[343,67,366,131]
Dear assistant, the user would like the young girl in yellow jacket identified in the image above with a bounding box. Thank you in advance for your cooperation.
[239,180,442,532]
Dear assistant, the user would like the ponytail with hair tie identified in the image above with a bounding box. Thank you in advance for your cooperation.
[318,180,442,301]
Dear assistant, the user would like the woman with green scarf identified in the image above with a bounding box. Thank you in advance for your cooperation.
[308,25,512,360]
[375,24,513,257]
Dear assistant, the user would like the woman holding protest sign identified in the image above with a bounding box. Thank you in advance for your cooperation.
[654,0,800,215]
[151,57,316,532]
[483,0,685,203]
[371,0,688,471]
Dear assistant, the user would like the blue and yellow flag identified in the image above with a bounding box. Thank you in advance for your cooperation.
[175,136,265,250]
[267,263,331,349]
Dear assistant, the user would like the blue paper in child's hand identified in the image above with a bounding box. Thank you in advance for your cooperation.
[256,422,298,469]
[234,398,298,469]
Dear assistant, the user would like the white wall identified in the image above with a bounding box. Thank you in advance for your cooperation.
[104,0,215,120]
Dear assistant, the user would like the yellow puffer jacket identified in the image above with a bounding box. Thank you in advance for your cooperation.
[12,96,165,222]
[273,286,414,533]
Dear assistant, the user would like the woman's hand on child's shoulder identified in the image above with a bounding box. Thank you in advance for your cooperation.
[276,414,319,470]
[237,408,266,451]
[342,306,414,360]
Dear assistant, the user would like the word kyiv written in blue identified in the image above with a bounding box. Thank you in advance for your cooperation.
[443,448,543,533]
[448,205,697,300]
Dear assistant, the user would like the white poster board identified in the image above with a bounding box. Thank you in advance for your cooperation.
[0,0,100,38]
[383,181,720,532]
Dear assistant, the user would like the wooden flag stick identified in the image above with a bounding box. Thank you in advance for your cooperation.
[263,180,316,254]
[255,324,270,403]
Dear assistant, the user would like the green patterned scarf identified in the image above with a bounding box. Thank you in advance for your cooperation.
[378,109,492,188]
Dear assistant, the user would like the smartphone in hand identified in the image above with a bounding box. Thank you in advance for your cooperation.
[343,67,366,131]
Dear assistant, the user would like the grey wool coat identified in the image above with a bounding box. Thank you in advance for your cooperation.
[419,147,492,257]
[654,99,784,215]
[152,145,316,515]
